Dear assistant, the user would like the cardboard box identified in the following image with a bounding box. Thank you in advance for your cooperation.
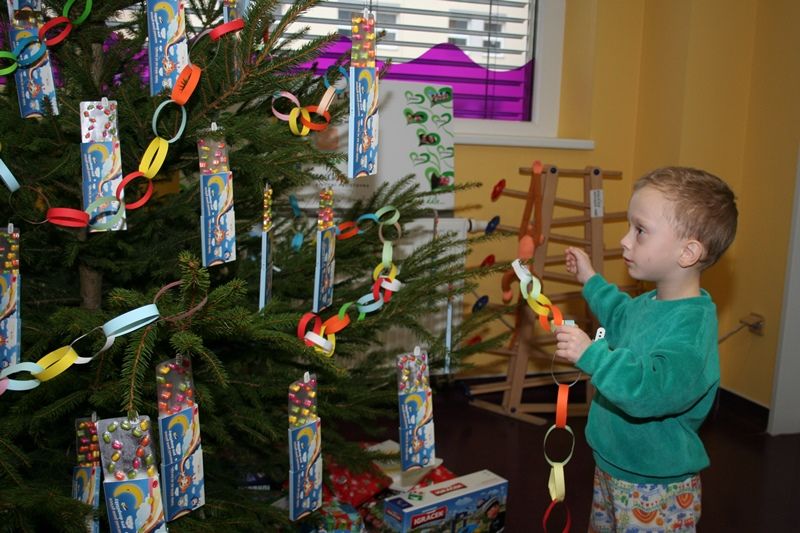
[383,470,508,532]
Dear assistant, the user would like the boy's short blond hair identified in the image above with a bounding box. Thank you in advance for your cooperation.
[635,167,738,268]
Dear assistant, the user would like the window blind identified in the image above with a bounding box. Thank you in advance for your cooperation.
[277,0,537,121]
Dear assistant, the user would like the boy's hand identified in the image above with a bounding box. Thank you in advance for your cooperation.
[554,324,593,364]
[564,246,596,285]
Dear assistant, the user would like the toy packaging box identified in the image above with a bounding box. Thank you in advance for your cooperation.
[383,470,508,532]
[200,171,237,267]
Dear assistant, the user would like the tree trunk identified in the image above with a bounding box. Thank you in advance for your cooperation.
[79,263,102,310]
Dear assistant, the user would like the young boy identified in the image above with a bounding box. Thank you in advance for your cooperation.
[553,167,737,532]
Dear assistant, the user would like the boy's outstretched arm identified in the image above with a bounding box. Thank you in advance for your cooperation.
[564,246,596,285]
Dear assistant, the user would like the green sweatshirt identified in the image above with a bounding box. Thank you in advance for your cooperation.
[575,274,720,484]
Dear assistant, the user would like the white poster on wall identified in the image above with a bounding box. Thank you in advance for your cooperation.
[296,80,455,211]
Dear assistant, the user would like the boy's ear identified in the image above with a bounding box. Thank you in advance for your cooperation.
[679,239,704,268]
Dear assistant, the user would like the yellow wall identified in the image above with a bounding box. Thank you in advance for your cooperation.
[455,0,800,407]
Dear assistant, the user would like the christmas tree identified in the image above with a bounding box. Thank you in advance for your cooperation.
[0,1,506,530]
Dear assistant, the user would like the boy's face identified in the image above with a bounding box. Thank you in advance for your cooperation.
[620,186,687,284]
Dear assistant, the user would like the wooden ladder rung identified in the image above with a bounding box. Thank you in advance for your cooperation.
[518,403,590,415]
[605,247,624,258]
[604,211,628,221]
[486,347,518,357]
[517,166,623,179]
[548,233,591,246]
[554,198,587,209]
[496,223,520,234]
[551,211,628,226]
[542,271,582,284]
[551,215,590,226]
[498,188,528,200]
[540,290,583,302]
[468,382,512,395]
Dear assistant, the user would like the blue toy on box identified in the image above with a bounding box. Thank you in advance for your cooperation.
[383,470,508,532]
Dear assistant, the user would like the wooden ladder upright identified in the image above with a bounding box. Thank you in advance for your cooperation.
[467,164,626,425]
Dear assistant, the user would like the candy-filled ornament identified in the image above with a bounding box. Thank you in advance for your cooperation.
[72,417,101,533]
[348,9,379,179]
[197,132,236,267]
[312,188,336,313]
[156,356,205,521]
[397,347,435,471]
[259,183,273,311]
[97,414,167,533]
[80,99,126,232]
[288,372,322,520]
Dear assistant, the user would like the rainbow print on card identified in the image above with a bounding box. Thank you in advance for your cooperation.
[146,0,189,96]
[7,1,58,117]
[0,226,20,370]
[200,172,236,267]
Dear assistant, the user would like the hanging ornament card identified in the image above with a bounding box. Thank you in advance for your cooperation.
[223,0,250,21]
[97,415,167,533]
[397,347,435,471]
[0,225,20,370]
[198,137,236,267]
[80,100,126,232]
[6,1,58,117]
[156,356,205,521]
[288,373,322,521]
[347,11,379,180]
[312,189,335,313]
[146,0,189,96]
[72,418,101,533]
[259,184,273,311]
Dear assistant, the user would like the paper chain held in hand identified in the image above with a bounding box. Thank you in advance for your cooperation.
[511,259,609,532]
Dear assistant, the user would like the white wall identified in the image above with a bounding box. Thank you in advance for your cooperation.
[768,145,800,435]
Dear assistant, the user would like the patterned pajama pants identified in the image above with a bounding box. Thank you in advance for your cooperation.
[588,467,702,532]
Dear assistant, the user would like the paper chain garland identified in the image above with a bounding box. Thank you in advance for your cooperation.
[296,205,403,357]
[0,0,92,77]
[511,259,608,532]
[271,66,348,136]
[2,3,244,218]
[0,280,206,398]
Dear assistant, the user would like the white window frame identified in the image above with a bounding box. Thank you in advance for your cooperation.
[455,0,591,148]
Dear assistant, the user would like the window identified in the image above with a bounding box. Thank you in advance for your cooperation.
[484,21,503,33]
[277,0,571,145]
[449,18,468,31]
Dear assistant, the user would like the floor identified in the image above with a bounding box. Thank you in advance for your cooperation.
[428,381,800,533]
